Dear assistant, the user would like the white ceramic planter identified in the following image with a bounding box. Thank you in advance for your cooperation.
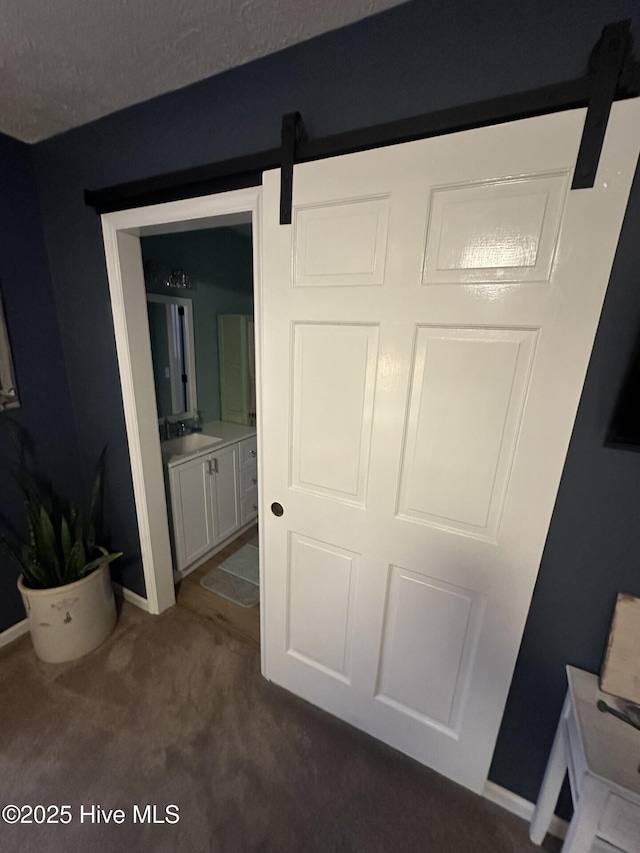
[18,564,117,663]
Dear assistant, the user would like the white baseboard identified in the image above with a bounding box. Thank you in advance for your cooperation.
[483,780,567,840]
[0,617,29,648]
[112,582,150,613]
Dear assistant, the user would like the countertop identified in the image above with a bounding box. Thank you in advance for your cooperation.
[162,420,256,468]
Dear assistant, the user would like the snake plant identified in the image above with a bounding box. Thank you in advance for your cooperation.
[1,423,122,589]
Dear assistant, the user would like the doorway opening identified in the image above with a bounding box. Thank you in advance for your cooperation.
[141,223,259,647]
[100,187,264,662]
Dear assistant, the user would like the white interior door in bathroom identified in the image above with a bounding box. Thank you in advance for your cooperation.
[259,100,640,792]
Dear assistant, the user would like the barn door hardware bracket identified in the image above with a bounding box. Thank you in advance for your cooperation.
[572,20,633,190]
[85,20,640,215]
[280,111,307,225]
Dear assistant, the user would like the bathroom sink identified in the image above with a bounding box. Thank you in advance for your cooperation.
[161,433,223,463]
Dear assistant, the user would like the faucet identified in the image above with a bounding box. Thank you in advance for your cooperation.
[161,418,189,440]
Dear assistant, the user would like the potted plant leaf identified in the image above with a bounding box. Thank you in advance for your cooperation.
[1,423,122,663]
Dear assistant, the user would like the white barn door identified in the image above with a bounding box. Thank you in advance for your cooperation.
[259,101,640,791]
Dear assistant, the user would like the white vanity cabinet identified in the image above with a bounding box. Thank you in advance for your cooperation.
[210,443,241,544]
[167,431,257,573]
[238,436,258,525]
[169,443,240,572]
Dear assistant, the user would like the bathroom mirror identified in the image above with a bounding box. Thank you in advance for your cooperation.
[146,294,197,420]
[142,225,254,428]
[0,286,19,411]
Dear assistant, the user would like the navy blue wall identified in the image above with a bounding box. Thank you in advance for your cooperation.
[28,0,640,808]
[0,133,81,631]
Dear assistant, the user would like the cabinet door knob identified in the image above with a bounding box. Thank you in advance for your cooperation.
[249,449,257,457]
[271,502,284,517]
[250,477,257,485]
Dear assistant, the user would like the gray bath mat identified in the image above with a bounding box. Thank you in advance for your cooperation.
[219,543,259,584]
[200,569,259,608]
[200,544,259,608]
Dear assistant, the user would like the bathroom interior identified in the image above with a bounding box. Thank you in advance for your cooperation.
[142,221,259,648]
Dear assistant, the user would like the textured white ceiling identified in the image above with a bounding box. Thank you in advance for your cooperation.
[0,0,407,144]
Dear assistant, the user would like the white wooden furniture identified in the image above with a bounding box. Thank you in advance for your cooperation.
[239,435,258,526]
[218,314,256,426]
[600,594,640,706]
[167,432,258,572]
[531,666,640,852]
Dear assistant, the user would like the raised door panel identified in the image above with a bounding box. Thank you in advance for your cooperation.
[422,173,568,284]
[291,323,379,507]
[211,444,240,543]
[287,532,360,683]
[293,197,390,287]
[376,566,485,735]
[397,326,537,541]
[170,456,214,571]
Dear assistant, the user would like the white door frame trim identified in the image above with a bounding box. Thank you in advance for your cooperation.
[100,188,262,639]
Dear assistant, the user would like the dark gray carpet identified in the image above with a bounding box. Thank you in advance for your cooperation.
[0,602,560,852]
